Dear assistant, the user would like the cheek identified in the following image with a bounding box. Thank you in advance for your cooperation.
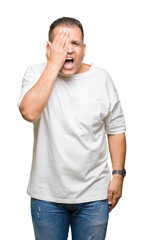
[75,50,85,61]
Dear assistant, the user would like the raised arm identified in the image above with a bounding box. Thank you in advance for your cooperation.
[19,30,69,122]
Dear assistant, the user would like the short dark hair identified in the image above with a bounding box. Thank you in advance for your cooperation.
[48,17,84,42]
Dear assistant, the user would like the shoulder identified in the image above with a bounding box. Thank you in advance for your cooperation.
[91,64,111,78]
[91,64,118,94]
[24,62,47,79]
[27,62,47,74]
[91,64,114,85]
[94,64,116,82]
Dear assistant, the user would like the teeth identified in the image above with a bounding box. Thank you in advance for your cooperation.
[66,58,73,60]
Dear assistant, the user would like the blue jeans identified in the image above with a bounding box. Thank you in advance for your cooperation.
[31,198,109,240]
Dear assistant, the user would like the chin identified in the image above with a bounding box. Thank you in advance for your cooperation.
[60,68,76,76]
[60,65,81,76]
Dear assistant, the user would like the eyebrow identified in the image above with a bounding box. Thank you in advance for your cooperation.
[70,40,81,44]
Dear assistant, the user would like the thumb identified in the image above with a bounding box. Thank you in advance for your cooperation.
[46,41,52,47]
[46,41,51,60]
[108,187,113,205]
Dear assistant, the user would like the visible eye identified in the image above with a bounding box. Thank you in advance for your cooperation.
[72,42,79,46]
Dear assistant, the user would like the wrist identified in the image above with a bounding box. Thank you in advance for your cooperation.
[112,174,124,181]
[46,61,61,73]
[112,169,126,178]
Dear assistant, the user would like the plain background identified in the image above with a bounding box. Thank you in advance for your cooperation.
[0,0,144,239]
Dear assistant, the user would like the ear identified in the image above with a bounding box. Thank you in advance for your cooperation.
[83,43,86,57]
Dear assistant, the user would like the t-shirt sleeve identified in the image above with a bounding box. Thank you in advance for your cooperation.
[104,73,126,134]
[17,65,38,108]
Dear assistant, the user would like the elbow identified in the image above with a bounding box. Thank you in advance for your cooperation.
[19,102,39,123]
[20,109,36,123]
[22,113,36,123]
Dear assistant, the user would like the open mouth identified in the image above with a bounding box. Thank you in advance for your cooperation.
[64,57,75,70]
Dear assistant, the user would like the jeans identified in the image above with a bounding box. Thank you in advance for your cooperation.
[31,198,109,240]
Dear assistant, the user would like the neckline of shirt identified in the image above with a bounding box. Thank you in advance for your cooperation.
[58,63,95,80]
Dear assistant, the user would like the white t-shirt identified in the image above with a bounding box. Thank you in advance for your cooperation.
[18,62,126,204]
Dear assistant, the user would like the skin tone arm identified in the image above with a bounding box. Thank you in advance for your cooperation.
[19,29,70,122]
[107,133,126,212]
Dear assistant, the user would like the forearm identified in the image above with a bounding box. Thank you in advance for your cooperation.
[107,133,126,212]
[107,133,126,171]
[19,63,59,122]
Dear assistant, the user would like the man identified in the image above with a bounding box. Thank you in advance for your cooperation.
[18,17,126,240]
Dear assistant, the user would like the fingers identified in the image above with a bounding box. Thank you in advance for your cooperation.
[46,41,52,60]
[52,30,69,50]
[63,33,70,51]
[58,30,69,49]
[108,187,113,212]
[46,41,52,47]
[108,188,113,206]
[108,189,121,212]
[45,29,70,68]
[108,177,123,213]
[108,198,118,212]
[108,183,122,212]
[52,30,62,45]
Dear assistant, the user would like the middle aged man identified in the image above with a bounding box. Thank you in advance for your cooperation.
[18,17,126,240]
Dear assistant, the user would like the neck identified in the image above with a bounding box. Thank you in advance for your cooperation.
[77,63,91,73]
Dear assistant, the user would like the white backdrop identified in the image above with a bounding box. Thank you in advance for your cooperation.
[0,0,144,239]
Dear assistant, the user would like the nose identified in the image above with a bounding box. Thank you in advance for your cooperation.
[67,43,74,54]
